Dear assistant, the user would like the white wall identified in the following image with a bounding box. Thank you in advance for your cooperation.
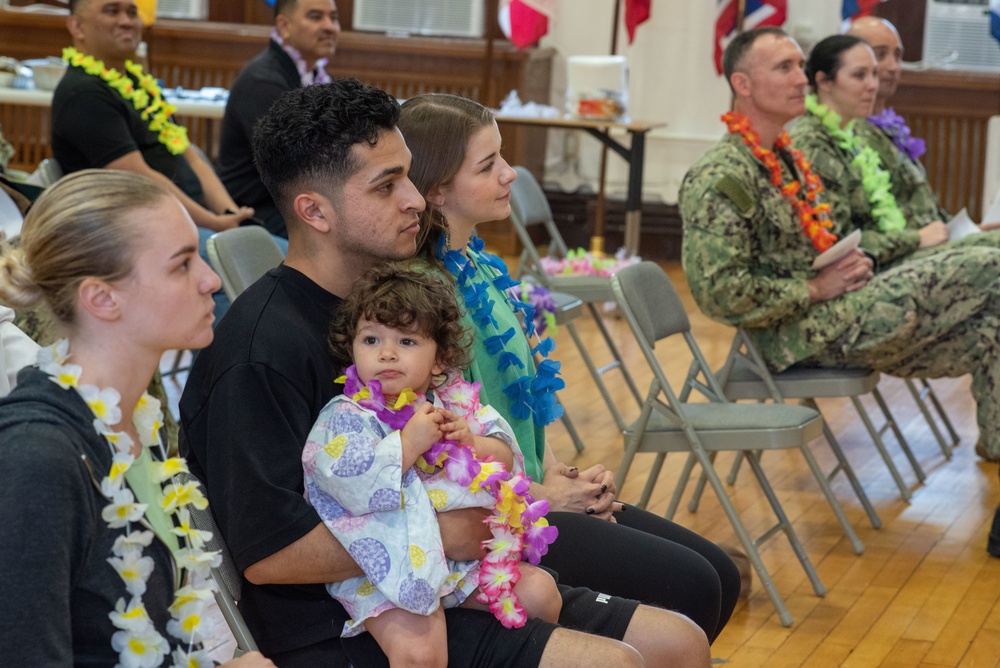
[531,0,845,203]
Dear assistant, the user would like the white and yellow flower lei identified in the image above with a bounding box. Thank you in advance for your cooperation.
[805,94,906,233]
[39,340,220,667]
[62,46,190,156]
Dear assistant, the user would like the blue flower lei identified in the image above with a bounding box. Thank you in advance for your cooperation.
[437,233,565,427]
[867,107,926,162]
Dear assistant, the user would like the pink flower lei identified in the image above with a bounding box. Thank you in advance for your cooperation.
[336,366,558,628]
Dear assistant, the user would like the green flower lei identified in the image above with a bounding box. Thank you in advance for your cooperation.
[62,47,190,156]
[805,94,905,232]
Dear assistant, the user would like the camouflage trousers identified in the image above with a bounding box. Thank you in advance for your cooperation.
[804,245,1000,456]
[901,228,1000,265]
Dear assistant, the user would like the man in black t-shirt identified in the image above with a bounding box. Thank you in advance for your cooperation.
[218,0,340,238]
[180,81,708,667]
[53,0,254,234]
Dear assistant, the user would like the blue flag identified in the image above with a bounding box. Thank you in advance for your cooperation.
[991,0,1000,43]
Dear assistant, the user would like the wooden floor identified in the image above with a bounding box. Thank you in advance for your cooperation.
[161,260,1000,668]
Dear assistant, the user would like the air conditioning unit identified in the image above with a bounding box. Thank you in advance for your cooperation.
[923,0,1000,72]
[353,0,484,38]
[156,0,208,20]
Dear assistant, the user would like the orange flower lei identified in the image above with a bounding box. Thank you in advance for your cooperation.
[722,112,837,252]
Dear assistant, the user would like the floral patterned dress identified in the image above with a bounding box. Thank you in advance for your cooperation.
[301,373,523,637]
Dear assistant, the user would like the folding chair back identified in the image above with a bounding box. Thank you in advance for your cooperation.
[611,262,828,626]
[176,471,259,654]
[206,226,286,301]
[508,166,642,430]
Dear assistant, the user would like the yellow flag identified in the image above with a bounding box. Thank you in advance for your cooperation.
[136,0,157,26]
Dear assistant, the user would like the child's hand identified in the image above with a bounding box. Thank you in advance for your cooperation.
[438,408,474,445]
[401,403,443,457]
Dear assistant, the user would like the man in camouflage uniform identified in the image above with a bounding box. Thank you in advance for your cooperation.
[846,18,949,228]
[787,78,1000,268]
[679,28,1000,472]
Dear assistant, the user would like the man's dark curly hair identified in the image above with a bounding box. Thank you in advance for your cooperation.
[329,261,472,375]
[252,79,400,230]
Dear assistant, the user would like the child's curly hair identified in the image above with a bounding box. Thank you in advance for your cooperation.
[329,260,472,374]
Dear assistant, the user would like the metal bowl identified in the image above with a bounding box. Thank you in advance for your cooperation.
[24,57,67,91]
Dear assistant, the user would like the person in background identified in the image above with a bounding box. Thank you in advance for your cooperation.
[53,0,255,238]
[180,80,696,667]
[847,17,1000,231]
[0,169,274,668]
[218,0,340,238]
[680,28,1000,542]
[399,92,739,647]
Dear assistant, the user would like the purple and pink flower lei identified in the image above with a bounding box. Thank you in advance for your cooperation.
[337,366,558,628]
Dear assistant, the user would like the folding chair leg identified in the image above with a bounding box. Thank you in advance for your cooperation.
[567,320,629,432]
[557,396,585,454]
[871,388,926,483]
[665,453,699,521]
[693,449,810,627]
[850,395,912,501]
[920,379,960,446]
[638,452,667,509]
[687,453,717,513]
[806,400,882,530]
[904,378,957,459]
[745,452,826,597]
[799,441,864,554]
[587,303,643,405]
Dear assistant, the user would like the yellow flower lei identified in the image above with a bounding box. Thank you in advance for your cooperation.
[39,339,220,667]
[62,46,190,156]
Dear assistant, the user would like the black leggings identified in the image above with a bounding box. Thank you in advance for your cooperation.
[540,506,741,643]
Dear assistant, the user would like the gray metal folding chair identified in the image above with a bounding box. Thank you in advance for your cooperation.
[176,472,259,655]
[715,330,930,504]
[903,378,960,457]
[508,166,642,433]
[206,226,286,301]
[610,262,827,627]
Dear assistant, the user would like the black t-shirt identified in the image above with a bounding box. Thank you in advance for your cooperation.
[51,65,203,202]
[217,41,300,238]
[179,263,346,656]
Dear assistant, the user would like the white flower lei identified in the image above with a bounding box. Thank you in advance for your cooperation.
[39,340,222,668]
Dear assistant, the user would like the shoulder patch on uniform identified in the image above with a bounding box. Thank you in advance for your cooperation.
[713,174,754,214]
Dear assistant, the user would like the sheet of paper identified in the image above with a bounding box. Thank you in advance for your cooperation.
[984,190,1000,227]
[946,208,982,240]
[811,229,862,271]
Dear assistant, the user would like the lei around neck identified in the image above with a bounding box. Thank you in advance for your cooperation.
[722,111,837,252]
[436,233,565,427]
[39,340,221,667]
[867,107,926,162]
[62,46,190,156]
[336,366,558,628]
[805,94,906,232]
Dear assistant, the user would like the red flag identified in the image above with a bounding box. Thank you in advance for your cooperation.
[500,0,550,49]
[625,0,651,44]
[714,0,787,75]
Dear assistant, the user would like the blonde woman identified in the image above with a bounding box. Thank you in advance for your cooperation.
[0,170,274,667]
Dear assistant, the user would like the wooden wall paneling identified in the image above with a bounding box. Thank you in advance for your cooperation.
[874,0,926,61]
[892,69,1000,221]
[0,10,551,253]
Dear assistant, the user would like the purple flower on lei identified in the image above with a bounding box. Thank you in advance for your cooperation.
[868,107,926,162]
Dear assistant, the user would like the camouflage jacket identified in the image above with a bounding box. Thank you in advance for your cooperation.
[789,113,920,266]
[854,117,949,226]
[680,131,877,371]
